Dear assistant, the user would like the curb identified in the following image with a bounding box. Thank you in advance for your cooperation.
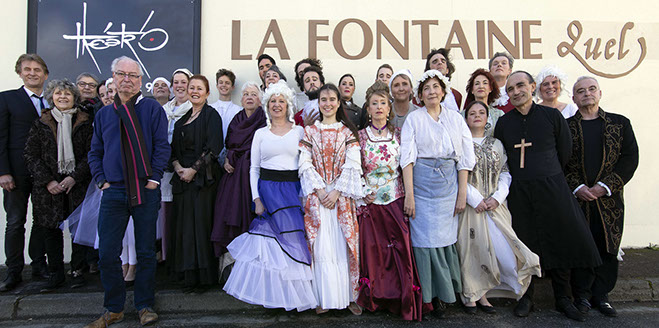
[0,277,656,320]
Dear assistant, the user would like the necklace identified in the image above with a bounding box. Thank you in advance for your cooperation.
[370,123,387,134]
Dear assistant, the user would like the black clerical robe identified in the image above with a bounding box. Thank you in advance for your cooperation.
[494,103,601,270]
[565,109,639,255]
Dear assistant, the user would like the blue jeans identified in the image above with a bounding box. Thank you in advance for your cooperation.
[98,186,160,313]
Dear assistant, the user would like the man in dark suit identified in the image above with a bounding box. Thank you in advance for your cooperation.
[566,76,639,317]
[0,54,50,292]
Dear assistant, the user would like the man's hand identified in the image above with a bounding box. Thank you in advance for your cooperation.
[589,185,607,198]
[575,186,597,201]
[145,180,158,190]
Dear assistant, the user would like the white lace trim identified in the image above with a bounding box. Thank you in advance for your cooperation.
[298,147,326,196]
[333,146,364,199]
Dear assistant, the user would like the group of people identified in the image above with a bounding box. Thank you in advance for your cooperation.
[0,48,638,327]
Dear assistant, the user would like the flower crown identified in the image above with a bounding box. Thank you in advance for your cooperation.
[413,69,451,103]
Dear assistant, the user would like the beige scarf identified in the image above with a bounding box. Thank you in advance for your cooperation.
[50,108,78,174]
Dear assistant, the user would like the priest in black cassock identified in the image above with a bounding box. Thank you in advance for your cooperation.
[565,77,639,318]
[493,71,601,322]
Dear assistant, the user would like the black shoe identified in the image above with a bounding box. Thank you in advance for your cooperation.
[0,274,22,292]
[31,264,50,281]
[88,262,99,275]
[40,272,65,293]
[574,298,591,314]
[556,298,586,322]
[431,299,446,318]
[463,305,477,315]
[514,297,534,317]
[595,301,618,317]
[478,302,497,314]
[70,270,86,289]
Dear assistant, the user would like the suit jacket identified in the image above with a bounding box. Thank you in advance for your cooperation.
[0,87,41,178]
[565,108,639,254]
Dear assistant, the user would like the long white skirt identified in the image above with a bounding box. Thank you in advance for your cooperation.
[487,214,522,295]
[312,204,352,310]
[224,233,317,312]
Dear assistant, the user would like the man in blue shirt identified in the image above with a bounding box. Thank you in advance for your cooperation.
[85,56,169,328]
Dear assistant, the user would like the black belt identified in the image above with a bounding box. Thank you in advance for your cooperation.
[260,168,299,182]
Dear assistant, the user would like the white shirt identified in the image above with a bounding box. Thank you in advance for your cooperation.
[561,103,578,119]
[302,99,319,120]
[249,125,304,200]
[23,86,44,117]
[295,92,309,113]
[441,88,460,112]
[492,85,510,107]
[210,99,242,141]
[400,106,475,171]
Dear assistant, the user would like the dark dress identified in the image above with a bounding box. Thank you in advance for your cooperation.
[211,108,266,255]
[493,103,601,270]
[168,104,223,287]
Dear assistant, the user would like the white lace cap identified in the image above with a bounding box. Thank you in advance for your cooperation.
[414,69,450,103]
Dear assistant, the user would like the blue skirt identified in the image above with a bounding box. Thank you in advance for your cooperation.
[248,173,311,265]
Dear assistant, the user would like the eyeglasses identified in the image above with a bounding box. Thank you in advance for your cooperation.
[77,82,98,89]
[114,71,141,80]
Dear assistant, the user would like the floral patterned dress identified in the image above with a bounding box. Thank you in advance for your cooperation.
[299,121,364,309]
[356,127,425,321]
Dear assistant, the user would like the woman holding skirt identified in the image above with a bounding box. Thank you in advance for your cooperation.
[299,84,364,315]
[356,82,424,321]
[456,101,541,314]
[224,81,316,311]
[400,70,476,316]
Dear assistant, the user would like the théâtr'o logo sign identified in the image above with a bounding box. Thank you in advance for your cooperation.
[231,19,647,79]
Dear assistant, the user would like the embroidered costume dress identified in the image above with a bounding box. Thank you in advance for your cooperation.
[456,136,541,304]
[224,125,316,311]
[299,121,364,310]
[400,105,475,304]
[355,127,424,321]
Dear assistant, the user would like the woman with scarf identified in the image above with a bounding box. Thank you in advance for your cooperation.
[24,79,93,292]
[160,68,193,261]
[168,75,223,292]
[211,82,267,275]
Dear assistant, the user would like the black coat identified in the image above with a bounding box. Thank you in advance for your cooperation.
[23,109,93,228]
[565,109,639,254]
[0,87,41,179]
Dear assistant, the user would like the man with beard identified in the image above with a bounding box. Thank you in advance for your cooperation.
[493,71,601,322]
[293,58,322,110]
[294,65,324,126]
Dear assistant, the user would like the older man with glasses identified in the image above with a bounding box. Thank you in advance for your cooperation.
[85,56,169,328]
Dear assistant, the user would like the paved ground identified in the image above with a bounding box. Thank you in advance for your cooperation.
[0,247,657,327]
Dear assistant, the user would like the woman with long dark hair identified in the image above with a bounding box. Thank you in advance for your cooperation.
[299,83,363,315]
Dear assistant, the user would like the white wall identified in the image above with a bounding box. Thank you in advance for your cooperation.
[0,0,657,264]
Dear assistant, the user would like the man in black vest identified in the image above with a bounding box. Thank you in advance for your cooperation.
[0,54,50,292]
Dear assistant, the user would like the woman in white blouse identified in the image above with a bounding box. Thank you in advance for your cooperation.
[223,81,316,312]
[400,70,475,316]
